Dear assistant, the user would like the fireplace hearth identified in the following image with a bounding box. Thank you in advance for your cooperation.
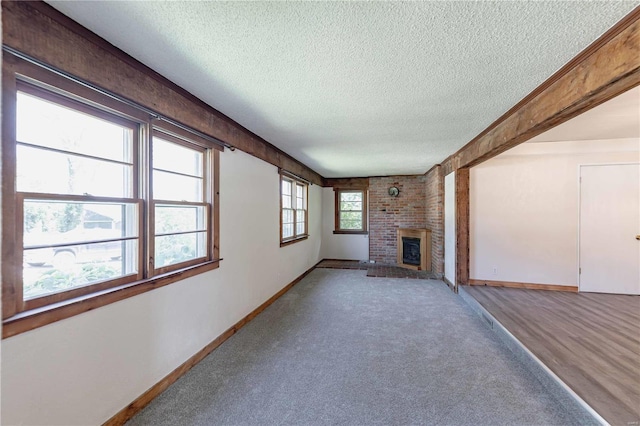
[396,228,432,271]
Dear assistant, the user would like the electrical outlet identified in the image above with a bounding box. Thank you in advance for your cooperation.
[492,267,498,275]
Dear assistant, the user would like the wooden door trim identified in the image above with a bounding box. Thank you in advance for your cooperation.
[455,168,469,290]
[468,279,578,293]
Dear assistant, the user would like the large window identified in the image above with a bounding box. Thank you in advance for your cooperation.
[280,172,308,245]
[334,189,367,234]
[2,60,220,329]
[16,83,142,310]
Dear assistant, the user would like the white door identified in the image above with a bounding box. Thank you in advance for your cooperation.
[579,164,640,294]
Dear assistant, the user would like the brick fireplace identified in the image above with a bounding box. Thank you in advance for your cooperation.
[369,175,427,264]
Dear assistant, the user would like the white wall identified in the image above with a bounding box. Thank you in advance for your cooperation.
[444,172,456,284]
[470,138,639,286]
[1,149,322,425]
[320,187,369,261]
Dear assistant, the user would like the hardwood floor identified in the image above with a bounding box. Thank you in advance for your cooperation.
[464,285,640,426]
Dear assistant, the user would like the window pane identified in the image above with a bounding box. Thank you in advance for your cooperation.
[340,192,363,203]
[24,200,138,246]
[340,211,363,223]
[296,185,305,209]
[340,210,363,230]
[23,240,138,300]
[340,219,362,230]
[17,145,133,197]
[282,194,292,209]
[282,209,293,224]
[17,91,133,163]
[155,232,206,268]
[153,137,203,177]
[155,205,206,234]
[282,224,294,238]
[153,170,203,202]
[296,210,305,236]
[296,210,305,225]
[281,180,291,196]
[340,201,362,211]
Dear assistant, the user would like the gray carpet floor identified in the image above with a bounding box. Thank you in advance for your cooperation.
[127,269,581,425]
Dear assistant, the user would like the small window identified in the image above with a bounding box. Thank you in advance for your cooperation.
[280,172,308,245]
[334,189,367,234]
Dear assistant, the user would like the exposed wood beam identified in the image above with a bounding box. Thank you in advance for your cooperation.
[323,177,370,189]
[440,157,453,178]
[2,1,324,185]
[455,168,469,290]
[441,7,640,175]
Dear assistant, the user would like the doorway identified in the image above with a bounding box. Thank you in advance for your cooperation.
[579,163,640,294]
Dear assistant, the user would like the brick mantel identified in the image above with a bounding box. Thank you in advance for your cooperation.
[369,176,427,264]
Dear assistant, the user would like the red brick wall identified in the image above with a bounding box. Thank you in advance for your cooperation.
[369,175,427,264]
[425,166,444,276]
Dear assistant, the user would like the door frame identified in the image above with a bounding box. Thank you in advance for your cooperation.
[577,162,640,293]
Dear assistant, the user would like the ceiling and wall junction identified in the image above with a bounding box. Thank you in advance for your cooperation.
[47,1,639,178]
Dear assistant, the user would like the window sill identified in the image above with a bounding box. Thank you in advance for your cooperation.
[2,260,220,339]
[280,235,309,247]
[333,230,368,235]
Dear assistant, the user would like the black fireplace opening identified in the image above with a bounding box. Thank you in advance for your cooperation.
[402,237,421,266]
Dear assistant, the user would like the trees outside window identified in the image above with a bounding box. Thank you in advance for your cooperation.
[334,189,367,234]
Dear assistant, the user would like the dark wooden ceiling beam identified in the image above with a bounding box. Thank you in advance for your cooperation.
[4,2,637,183]
[2,1,324,185]
[441,7,640,175]
[323,177,370,189]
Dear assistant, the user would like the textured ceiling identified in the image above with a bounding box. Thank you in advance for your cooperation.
[529,86,640,143]
[47,1,638,178]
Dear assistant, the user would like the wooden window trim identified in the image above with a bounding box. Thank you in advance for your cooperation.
[280,236,309,247]
[150,128,213,276]
[21,195,145,312]
[150,201,210,276]
[9,53,149,124]
[18,80,143,130]
[279,171,309,246]
[8,78,144,316]
[333,230,369,235]
[334,188,368,234]
[151,120,223,152]
[2,55,221,337]
[2,260,220,339]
